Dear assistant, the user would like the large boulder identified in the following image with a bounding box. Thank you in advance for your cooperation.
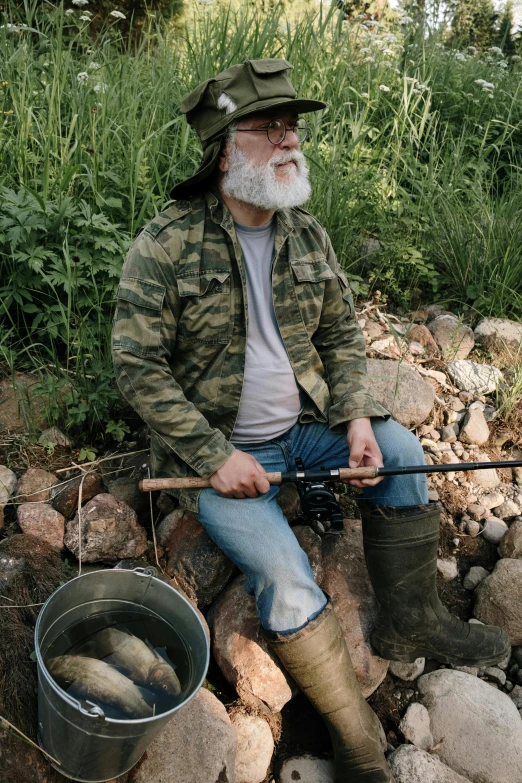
[17,503,65,550]
[417,669,522,783]
[366,359,435,428]
[428,315,474,360]
[474,318,522,356]
[446,361,503,395]
[157,508,236,608]
[64,494,148,562]
[128,688,236,783]
[474,558,522,644]
[389,745,473,783]
[498,518,522,559]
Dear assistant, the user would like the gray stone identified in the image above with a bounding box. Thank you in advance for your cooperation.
[130,688,237,783]
[465,520,481,537]
[0,465,17,505]
[508,684,522,709]
[417,669,522,783]
[389,745,473,783]
[389,658,425,681]
[17,503,65,550]
[440,425,458,442]
[38,426,71,448]
[468,453,500,489]
[466,503,487,521]
[474,558,522,644]
[463,566,489,590]
[437,557,458,581]
[64,493,148,562]
[480,491,505,509]
[107,477,149,514]
[428,315,475,360]
[278,756,334,783]
[366,359,435,428]
[483,666,506,686]
[399,702,433,750]
[446,360,503,395]
[231,712,274,783]
[493,499,521,519]
[459,407,490,446]
[498,519,522,559]
[474,317,522,355]
[481,517,508,544]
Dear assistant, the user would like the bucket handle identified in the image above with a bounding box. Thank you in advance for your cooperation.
[112,564,158,578]
[79,701,106,720]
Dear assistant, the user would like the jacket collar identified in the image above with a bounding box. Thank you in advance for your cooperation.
[204,188,309,233]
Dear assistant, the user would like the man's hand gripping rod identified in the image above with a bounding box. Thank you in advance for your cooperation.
[139,459,522,492]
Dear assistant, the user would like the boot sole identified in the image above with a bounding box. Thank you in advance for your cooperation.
[372,631,511,668]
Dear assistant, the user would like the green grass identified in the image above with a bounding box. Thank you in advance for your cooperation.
[1,0,522,442]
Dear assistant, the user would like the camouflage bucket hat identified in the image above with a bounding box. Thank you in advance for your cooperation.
[171,58,326,199]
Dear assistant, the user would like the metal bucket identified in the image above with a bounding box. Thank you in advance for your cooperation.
[35,567,209,782]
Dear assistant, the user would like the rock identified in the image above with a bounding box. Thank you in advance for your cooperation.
[498,519,522,558]
[466,503,487,521]
[210,575,295,712]
[388,744,473,783]
[107,477,149,514]
[129,687,236,783]
[481,517,508,544]
[292,525,324,582]
[465,520,481,537]
[493,499,521,519]
[404,324,440,356]
[51,471,104,518]
[474,317,522,356]
[230,712,274,783]
[17,503,65,550]
[459,408,490,446]
[468,453,500,489]
[483,666,506,686]
[320,519,389,697]
[37,426,71,448]
[275,482,301,523]
[437,557,458,581]
[427,490,439,502]
[278,756,334,783]
[474,558,522,643]
[440,425,458,442]
[428,315,474,360]
[17,468,58,503]
[426,304,455,319]
[463,566,489,590]
[479,491,505,509]
[398,702,433,751]
[417,669,522,783]
[389,658,425,681]
[366,359,435,428]
[446,360,503,395]
[0,465,17,528]
[508,684,522,709]
[366,320,385,339]
[157,508,236,608]
[64,493,147,562]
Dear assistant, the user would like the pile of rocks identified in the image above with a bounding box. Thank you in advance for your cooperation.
[1,303,521,783]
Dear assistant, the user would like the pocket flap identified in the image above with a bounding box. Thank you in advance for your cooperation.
[291,260,336,283]
[177,271,230,297]
[116,278,165,311]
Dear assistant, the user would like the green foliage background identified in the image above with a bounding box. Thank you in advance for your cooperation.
[1,0,521,442]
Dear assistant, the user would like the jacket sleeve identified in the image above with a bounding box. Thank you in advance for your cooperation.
[313,234,390,427]
[111,230,235,478]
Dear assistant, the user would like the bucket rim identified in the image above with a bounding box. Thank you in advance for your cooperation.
[35,568,210,724]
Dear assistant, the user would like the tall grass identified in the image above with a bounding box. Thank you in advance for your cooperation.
[1,0,522,441]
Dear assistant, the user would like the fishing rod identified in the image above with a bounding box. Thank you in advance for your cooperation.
[139,459,522,493]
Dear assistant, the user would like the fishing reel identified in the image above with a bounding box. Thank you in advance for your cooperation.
[294,458,344,535]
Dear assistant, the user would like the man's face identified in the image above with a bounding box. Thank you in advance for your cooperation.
[218,109,311,211]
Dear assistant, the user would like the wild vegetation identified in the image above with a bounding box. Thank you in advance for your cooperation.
[1,0,521,444]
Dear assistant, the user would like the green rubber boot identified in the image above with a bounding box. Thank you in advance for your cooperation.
[361,502,511,666]
[267,602,394,783]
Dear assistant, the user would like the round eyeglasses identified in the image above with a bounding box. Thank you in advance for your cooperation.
[235,117,308,145]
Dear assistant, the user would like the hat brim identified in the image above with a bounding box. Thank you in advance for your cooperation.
[171,96,326,200]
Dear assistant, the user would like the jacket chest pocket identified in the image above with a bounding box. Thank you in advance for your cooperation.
[290,259,336,333]
[177,271,232,344]
[113,277,165,358]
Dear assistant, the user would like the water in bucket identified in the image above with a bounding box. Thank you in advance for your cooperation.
[45,610,191,720]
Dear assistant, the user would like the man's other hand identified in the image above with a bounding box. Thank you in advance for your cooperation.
[210,449,270,498]
[346,417,384,488]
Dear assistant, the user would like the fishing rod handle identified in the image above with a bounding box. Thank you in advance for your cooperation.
[139,467,378,492]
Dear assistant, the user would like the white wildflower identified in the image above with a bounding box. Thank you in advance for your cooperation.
[65,8,75,15]
[379,84,390,92]
[475,79,494,90]
[383,61,393,68]
[2,22,19,31]
[364,56,375,64]
[72,0,89,5]
[360,48,371,54]
[88,62,101,70]
[435,43,444,49]
[498,61,508,69]
[383,49,394,56]
[93,82,107,93]
[455,52,466,62]
[109,10,126,18]
[77,71,89,84]
[488,46,503,56]
[360,92,369,99]
[400,16,414,24]
[467,46,478,54]
[79,13,91,21]
[511,55,521,62]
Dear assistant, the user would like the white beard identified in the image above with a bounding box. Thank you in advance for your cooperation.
[220,140,311,210]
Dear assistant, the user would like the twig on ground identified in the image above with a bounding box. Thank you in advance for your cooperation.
[0,715,61,765]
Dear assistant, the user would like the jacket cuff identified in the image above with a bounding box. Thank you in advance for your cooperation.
[187,430,235,478]
[328,392,390,428]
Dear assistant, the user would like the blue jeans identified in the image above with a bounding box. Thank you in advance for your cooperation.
[197,419,427,634]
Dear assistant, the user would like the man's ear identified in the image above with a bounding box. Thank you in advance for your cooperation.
[218,139,229,173]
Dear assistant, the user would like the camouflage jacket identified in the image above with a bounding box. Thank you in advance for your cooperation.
[112,190,389,511]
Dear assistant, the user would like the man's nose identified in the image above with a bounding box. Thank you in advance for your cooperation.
[279,127,300,150]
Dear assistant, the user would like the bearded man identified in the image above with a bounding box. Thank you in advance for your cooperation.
[112,60,509,782]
